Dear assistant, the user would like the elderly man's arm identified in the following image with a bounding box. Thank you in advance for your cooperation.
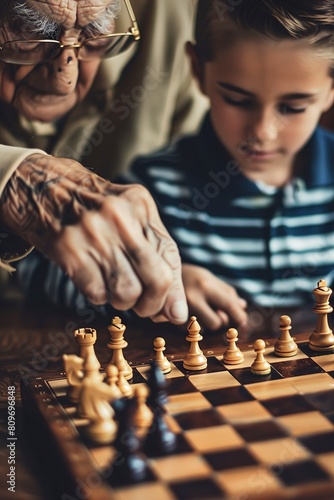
[0,152,188,324]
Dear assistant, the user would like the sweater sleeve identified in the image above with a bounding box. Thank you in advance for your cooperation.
[0,145,47,271]
[15,248,136,322]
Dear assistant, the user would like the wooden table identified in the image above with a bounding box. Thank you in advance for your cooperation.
[0,295,318,500]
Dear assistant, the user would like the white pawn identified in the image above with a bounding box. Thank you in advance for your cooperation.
[154,337,171,374]
[223,328,244,364]
[274,315,297,357]
[116,368,133,397]
[251,339,271,375]
[183,316,207,371]
[133,385,153,438]
[105,364,123,400]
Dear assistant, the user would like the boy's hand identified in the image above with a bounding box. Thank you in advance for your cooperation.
[182,264,248,331]
[0,154,188,324]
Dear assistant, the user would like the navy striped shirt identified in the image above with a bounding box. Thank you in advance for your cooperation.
[128,113,334,307]
[15,113,334,311]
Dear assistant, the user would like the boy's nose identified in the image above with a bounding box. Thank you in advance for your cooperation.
[249,109,280,143]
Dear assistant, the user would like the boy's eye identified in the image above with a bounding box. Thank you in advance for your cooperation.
[279,104,306,115]
[222,95,252,108]
[222,95,307,114]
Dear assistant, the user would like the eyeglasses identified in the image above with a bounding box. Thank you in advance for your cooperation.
[0,0,140,65]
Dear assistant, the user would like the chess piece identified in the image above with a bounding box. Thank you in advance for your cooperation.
[223,328,244,364]
[74,328,104,418]
[251,339,271,375]
[78,377,117,443]
[274,315,298,357]
[183,316,207,371]
[309,280,334,352]
[107,316,133,380]
[153,337,171,374]
[74,328,102,383]
[105,364,123,400]
[63,354,84,403]
[133,385,153,438]
[116,368,133,398]
[111,397,149,484]
[144,361,177,455]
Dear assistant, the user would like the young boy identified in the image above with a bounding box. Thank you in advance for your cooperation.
[127,0,334,330]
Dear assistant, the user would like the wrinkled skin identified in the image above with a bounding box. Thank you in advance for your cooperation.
[0,154,188,323]
[0,1,188,324]
[0,0,110,122]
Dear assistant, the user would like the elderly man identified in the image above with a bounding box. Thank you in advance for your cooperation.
[0,0,207,323]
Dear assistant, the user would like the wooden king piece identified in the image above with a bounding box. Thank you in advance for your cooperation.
[107,316,133,380]
[309,279,334,352]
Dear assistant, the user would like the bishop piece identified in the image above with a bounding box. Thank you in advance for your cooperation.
[183,316,207,371]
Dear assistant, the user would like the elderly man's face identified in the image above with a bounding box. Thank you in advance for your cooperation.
[0,0,114,122]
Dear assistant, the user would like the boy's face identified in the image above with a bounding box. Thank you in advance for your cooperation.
[191,38,334,185]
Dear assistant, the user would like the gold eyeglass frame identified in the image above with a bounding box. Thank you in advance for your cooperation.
[0,0,140,65]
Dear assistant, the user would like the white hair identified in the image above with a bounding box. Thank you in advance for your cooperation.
[12,2,59,37]
[86,2,122,36]
[10,0,121,38]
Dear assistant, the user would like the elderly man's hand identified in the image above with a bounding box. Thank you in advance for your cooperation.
[0,154,188,324]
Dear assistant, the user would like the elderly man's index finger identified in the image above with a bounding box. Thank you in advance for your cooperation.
[104,184,188,322]
[129,234,187,323]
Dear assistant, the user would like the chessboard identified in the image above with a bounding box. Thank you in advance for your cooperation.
[21,337,334,500]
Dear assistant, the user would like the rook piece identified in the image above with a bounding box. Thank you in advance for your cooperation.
[75,328,103,418]
[223,328,244,364]
[153,337,171,374]
[274,315,297,357]
[183,316,207,371]
[107,316,133,380]
[251,339,271,375]
[74,328,102,382]
[309,280,334,352]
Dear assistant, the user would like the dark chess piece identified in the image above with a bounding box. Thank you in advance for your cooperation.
[110,397,149,485]
[144,360,177,456]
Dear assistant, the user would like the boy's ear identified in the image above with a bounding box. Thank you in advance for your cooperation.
[185,42,206,95]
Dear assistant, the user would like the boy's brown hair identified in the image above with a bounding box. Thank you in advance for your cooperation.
[195,0,334,63]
